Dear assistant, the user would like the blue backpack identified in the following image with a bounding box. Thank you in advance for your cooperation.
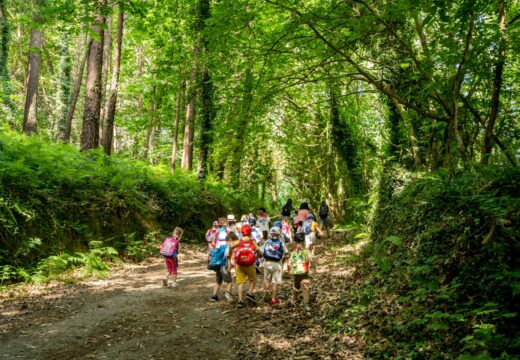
[302,220,312,235]
[251,228,262,244]
[208,245,228,271]
[263,239,284,262]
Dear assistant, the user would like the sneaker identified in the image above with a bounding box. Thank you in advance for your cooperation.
[246,293,256,303]
[210,295,219,302]
[224,292,234,303]
[237,301,245,308]
[271,299,281,306]
[169,281,178,288]
[162,279,168,287]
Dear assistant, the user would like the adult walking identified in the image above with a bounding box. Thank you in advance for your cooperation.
[318,200,331,238]
[281,198,295,218]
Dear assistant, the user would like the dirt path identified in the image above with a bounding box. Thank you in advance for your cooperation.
[0,240,364,359]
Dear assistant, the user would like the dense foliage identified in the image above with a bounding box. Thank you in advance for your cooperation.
[0,0,519,355]
[329,166,520,358]
[0,130,261,282]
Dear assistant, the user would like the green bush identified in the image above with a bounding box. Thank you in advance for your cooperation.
[331,165,520,358]
[0,130,262,283]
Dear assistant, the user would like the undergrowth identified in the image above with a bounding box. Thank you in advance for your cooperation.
[329,165,520,359]
[0,130,262,284]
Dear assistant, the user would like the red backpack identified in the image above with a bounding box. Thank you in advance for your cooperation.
[234,239,256,266]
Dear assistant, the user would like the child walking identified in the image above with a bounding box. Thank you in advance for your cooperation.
[229,224,261,308]
[209,232,236,303]
[262,227,288,305]
[289,232,313,309]
[160,227,183,288]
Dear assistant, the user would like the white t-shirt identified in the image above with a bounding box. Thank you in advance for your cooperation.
[257,215,270,232]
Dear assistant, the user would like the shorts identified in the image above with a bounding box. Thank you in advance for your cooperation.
[318,217,330,228]
[164,257,178,275]
[235,264,256,285]
[293,273,310,290]
[263,261,283,284]
[305,232,316,248]
[215,265,232,285]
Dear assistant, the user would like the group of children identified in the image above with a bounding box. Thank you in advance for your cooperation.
[160,201,329,309]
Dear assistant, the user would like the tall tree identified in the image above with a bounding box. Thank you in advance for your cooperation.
[171,79,185,174]
[99,12,112,142]
[143,84,156,159]
[230,64,253,189]
[59,36,90,142]
[56,33,72,139]
[22,0,46,135]
[482,0,507,164]
[80,0,106,150]
[103,9,124,155]
[181,48,197,170]
[196,0,214,181]
[0,0,12,109]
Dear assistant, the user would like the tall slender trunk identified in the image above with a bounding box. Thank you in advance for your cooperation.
[143,85,156,159]
[196,0,213,181]
[99,14,112,143]
[197,68,213,181]
[171,80,185,174]
[56,33,71,139]
[22,24,43,135]
[133,47,144,157]
[60,36,89,142]
[0,0,13,109]
[103,10,124,156]
[392,100,423,168]
[181,47,198,170]
[482,0,507,165]
[80,0,106,150]
[230,65,253,189]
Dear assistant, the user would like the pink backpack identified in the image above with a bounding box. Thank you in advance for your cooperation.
[160,237,179,257]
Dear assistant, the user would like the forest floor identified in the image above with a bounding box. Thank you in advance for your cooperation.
[0,235,364,359]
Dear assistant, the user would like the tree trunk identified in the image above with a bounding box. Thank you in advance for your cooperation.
[103,10,124,156]
[132,47,144,157]
[0,0,13,109]
[482,0,507,165]
[392,100,423,168]
[99,14,112,143]
[59,36,89,142]
[171,80,185,174]
[80,1,105,150]
[230,65,253,188]
[181,47,198,170]
[143,85,156,159]
[22,26,43,135]
[197,68,214,181]
[56,33,71,139]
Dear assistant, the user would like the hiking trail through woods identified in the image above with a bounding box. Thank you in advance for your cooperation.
[1,237,364,359]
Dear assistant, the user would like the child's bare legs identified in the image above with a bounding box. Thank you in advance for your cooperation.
[271,283,278,301]
[225,282,232,293]
[213,282,221,296]
[238,284,244,302]
[301,279,310,305]
[247,280,255,296]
